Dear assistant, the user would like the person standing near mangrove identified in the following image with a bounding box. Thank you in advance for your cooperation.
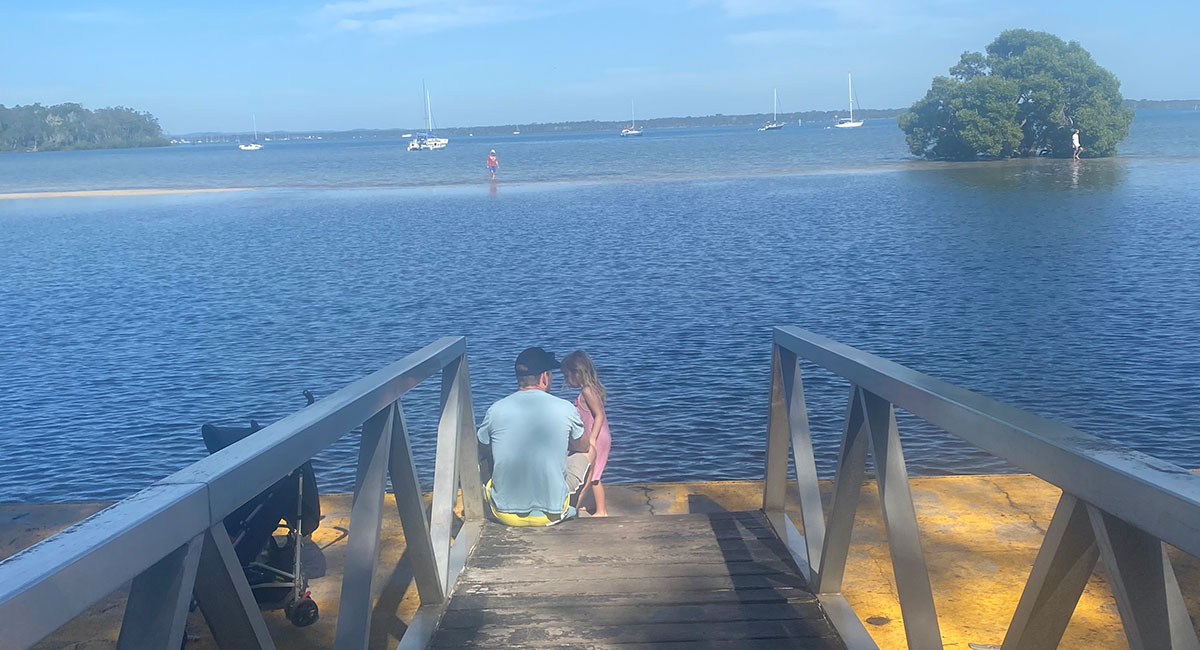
[1072,129,1082,160]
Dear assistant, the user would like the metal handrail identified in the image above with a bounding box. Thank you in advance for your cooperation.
[0,337,483,650]
[763,326,1200,650]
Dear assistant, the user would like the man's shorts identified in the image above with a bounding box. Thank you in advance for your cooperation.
[566,452,591,494]
[485,453,592,527]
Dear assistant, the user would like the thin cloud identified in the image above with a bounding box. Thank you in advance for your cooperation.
[315,0,562,35]
[709,0,975,30]
[321,0,435,18]
[725,1,997,46]
[60,10,138,26]
[701,0,801,17]
[727,29,808,46]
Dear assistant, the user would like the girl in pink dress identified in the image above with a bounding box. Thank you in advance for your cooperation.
[562,351,611,517]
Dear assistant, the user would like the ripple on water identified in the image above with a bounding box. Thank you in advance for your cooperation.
[2,136,1200,502]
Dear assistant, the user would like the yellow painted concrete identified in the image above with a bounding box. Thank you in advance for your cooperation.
[4,476,1198,649]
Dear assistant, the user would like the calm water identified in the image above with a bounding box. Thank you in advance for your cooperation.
[2,111,1199,503]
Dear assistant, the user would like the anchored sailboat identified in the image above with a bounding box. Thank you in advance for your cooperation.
[238,115,263,150]
[835,73,863,128]
[408,83,448,151]
[621,100,642,136]
[759,89,785,131]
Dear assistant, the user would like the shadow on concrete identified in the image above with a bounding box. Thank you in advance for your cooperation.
[368,545,416,649]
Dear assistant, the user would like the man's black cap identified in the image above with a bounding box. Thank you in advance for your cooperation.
[515,347,558,377]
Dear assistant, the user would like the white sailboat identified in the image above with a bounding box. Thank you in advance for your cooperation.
[620,100,642,136]
[759,88,785,131]
[238,115,263,150]
[835,73,863,128]
[408,83,448,151]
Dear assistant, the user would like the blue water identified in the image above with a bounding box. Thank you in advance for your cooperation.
[2,111,1199,503]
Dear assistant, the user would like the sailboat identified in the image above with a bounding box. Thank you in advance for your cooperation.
[238,115,263,150]
[835,73,863,128]
[408,83,448,151]
[620,100,642,136]
[759,89,785,131]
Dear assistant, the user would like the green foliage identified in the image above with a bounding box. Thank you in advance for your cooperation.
[0,103,168,153]
[900,76,1024,160]
[900,29,1133,160]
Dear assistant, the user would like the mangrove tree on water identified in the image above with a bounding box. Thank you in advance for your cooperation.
[899,29,1133,160]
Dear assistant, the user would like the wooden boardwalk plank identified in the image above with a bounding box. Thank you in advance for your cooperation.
[447,587,818,611]
[429,620,844,648]
[458,558,799,582]
[429,511,846,650]
[454,573,810,597]
[437,601,826,628]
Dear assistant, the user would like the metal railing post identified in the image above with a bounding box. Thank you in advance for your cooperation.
[777,345,826,580]
[861,389,942,649]
[1087,506,1200,650]
[1002,493,1098,650]
[763,345,790,512]
[815,386,869,595]
[387,400,446,605]
[115,534,203,650]
[193,524,277,650]
[453,355,483,521]
[430,356,465,592]
[334,404,395,650]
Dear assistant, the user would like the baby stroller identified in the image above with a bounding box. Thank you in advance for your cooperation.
[200,391,321,627]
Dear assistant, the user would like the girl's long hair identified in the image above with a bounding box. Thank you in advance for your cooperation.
[562,350,606,404]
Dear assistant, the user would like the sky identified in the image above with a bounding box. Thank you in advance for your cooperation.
[2,1,1197,134]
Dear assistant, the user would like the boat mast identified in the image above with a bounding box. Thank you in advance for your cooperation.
[631,100,636,129]
[424,82,433,135]
[847,73,853,122]
[773,88,778,123]
[252,114,258,141]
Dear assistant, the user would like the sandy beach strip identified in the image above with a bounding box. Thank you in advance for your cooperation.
[0,187,253,200]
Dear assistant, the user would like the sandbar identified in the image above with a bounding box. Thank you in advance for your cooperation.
[0,187,252,200]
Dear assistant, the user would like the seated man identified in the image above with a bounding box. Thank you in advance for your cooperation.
[476,347,591,526]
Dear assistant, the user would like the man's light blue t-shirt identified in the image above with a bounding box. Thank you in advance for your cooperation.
[477,389,584,514]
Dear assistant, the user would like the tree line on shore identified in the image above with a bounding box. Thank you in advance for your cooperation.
[1,34,1172,159]
[0,103,168,153]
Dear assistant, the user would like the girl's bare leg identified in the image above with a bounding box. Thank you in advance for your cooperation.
[593,481,608,517]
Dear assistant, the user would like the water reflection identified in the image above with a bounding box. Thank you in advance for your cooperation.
[488,179,498,196]
[934,157,1127,191]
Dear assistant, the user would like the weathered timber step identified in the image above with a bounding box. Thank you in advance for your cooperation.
[429,511,846,649]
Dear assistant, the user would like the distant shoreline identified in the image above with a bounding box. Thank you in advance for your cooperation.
[167,102,1195,141]
[0,188,252,200]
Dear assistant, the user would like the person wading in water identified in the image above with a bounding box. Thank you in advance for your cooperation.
[486,149,499,179]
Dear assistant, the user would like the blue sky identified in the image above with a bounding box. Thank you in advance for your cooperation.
[2,1,1196,134]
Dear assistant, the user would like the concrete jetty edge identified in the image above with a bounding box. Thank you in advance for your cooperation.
[4,474,1198,649]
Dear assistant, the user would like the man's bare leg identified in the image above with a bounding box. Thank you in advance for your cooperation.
[568,459,594,514]
[576,480,595,514]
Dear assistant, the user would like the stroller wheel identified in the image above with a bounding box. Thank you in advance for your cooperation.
[286,597,319,627]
